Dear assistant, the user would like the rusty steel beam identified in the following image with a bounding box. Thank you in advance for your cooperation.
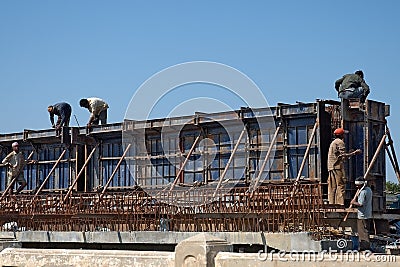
[343,133,387,222]
[169,134,202,192]
[295,120,318,182]
[213,125,247,198]
[250,123,281,195]
[386,146,400,184]
[283,121,318,203]
[63,144,98,203]
[30,149,67,204]
[98,143,132,202]
[363,133,387,180]
[386,125,400,183]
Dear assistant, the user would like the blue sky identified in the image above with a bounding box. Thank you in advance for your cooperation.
[1,1,400,182]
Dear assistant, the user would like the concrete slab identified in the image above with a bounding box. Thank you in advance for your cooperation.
[49,231,85,243]
[263,232,321,251]
[175,233,232,267]
[0,241,21,251]
[212,232,263,245]
[128,231,192,244]
[13,231,323,251]
[16,231,49,242]
[85,231,121,243]
[0,248,174,267]
[0,232,16,240]
[122,231,265,246]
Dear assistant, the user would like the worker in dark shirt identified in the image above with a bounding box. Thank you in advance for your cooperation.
[47,102,72,130]
[335,70,370,103]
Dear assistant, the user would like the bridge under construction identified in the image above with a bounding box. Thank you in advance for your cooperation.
[0,99,399,248]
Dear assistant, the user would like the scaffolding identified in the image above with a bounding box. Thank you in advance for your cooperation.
[0,99,394,235]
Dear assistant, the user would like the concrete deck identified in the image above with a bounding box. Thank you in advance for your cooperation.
[0,232,398,266]
[0,248,175,267]
[0,231,324,251]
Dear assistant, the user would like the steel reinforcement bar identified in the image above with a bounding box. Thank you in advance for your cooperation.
[0,183,325,233]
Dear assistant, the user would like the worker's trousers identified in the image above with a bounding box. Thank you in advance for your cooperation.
[328,169,346,205]
[357,219,371,251]
[338,87,364,100]
[93,110,108,125]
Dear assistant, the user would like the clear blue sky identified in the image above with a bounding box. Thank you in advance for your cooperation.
[1,1,399,182]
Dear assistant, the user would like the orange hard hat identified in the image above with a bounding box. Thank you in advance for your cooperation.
[334,128,345,135]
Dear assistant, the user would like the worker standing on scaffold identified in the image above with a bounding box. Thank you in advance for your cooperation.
[350,177,373,251]
[327,128,361,205]
[2,142,31,195]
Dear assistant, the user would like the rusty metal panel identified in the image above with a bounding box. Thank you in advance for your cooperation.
[94,138,135,189]
[285,116,318,179]
[0,99,388,201]
[0,148,8,191]
[0,99,392,235]
[0,143,73,192]
[279,102,316,117]
[343,100,387,209]
[35,145,71,190]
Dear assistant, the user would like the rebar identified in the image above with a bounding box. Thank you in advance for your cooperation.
[0,182,328,235]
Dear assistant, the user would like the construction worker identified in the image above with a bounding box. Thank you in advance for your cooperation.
[47,102,72,130]
[350,177,372,250]
[79,97,109,127]
[1,142,31,194]
[327,128,361,205]
[335,70,370,103]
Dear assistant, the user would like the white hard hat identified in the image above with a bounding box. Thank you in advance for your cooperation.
[11,142,19,147]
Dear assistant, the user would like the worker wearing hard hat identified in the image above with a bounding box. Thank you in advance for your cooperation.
[327,128,362,205]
